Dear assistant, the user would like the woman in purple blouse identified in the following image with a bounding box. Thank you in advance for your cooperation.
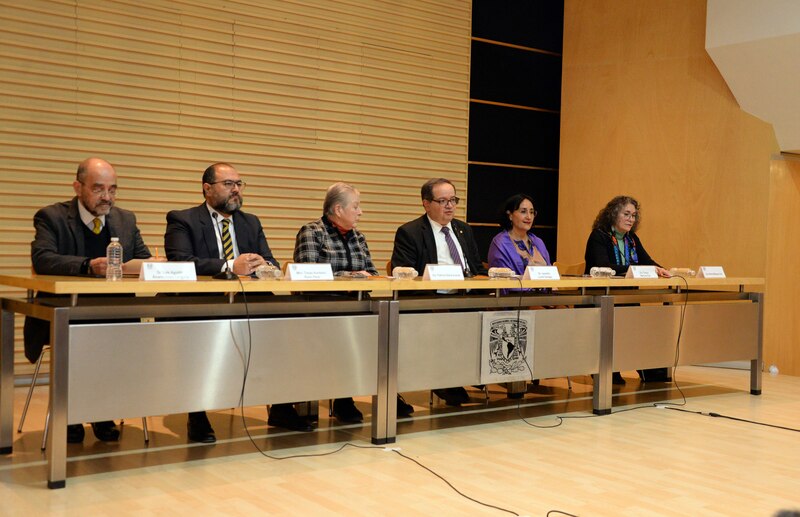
[488,193,551,274]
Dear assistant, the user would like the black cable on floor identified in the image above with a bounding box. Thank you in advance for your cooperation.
[231,278,526,516]
[664,406,800,433]
[390,448,520,516]
[516,274,693,424]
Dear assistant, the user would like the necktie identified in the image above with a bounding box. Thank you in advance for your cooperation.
[440,226,464,269]
[221,219,234,260]
[92,218,102,235]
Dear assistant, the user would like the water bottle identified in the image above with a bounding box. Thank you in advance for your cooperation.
[106,237,123,281]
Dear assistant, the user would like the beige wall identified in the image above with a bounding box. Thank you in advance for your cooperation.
[0,0,471,374]
[559,0,799,375]
[559,0,777,274]
[765,156,800,375]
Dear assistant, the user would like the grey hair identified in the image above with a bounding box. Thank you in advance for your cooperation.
[323,182,358,216]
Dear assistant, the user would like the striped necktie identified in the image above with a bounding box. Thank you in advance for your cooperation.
[220,219,234,260]
[440,226,464,269]
[92,218,102,235]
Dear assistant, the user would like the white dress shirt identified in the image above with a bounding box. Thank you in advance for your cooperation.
[206,203,240,271]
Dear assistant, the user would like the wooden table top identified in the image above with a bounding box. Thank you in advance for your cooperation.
[0,274,765,296]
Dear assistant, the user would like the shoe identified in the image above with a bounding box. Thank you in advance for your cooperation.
[67,424,85,443]
[433,387,468,407]
[268,404,314,432]
[397,395,414,418]
[453,387,470,404]
[612,372,626,385]
[331,398,363,424]
[638,368,671,382]
[187,412,216,443]
[90,421,120,442]
[508,391,524,400]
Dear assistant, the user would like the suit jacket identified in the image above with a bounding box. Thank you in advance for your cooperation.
[583,228,660,276]
[390,215,487,276]
[24,198,151,362]
[164,203,278,275]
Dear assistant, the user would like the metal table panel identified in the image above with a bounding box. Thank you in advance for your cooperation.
[68,315,379,423]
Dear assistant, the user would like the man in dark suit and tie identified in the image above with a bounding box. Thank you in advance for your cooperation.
[391,178,485,279]
[164,162,313,441]
[25,157,152,443]
[390,177,487,406]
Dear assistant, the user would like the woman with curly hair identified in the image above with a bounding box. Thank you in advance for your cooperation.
[584,195,670,278]
[584,195,672,384]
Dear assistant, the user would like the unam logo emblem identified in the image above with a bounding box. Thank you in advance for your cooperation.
[488,318,527,375]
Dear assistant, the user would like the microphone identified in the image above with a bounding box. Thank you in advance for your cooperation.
[211,212,238,280]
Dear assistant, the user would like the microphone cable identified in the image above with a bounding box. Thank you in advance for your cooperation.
[229,265,528,517]
[511,272,692,427]
[601,272,691,417]
[663,406,800,433]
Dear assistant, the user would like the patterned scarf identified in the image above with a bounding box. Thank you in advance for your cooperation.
[610,231,639,266]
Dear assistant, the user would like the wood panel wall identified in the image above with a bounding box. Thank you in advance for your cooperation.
[0,0,471,376]
[765,156,800,376]
[559,0,799,375]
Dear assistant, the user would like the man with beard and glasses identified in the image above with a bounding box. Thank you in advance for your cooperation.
[24,157,152,443]
[164,163,312,441]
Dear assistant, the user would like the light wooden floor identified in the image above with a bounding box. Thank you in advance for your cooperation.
[1,366,799,516]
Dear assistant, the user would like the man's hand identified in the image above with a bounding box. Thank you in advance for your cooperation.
[232,253,266,275]
[89,257,108,276]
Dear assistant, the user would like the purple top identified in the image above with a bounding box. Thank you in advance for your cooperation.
[487,230,552,275]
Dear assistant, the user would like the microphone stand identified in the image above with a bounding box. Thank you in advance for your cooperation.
[211,212,239,280]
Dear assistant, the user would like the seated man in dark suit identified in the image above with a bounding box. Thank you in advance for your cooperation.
[164,162,313,441]
[390,178,487,406]
[24,157,152,443]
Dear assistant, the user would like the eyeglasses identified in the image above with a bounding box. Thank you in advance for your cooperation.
[429,197,460,207]
[207,180,246,190]
[517,209,538,217]
[81,183,118,196]
[621,211,639,220]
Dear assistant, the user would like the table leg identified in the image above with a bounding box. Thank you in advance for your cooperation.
[371,300,398,445]
[750,292,764,396]
[47,307,69,489]
[593,295,614,415]
[0,307,14,454]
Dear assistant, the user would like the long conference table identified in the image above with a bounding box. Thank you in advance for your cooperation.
[0,273,764,488]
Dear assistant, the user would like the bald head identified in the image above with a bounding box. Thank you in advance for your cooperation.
[73,157,118,216]
[76,157,115,183]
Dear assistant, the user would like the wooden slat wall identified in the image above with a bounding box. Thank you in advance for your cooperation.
[0,0,472,376]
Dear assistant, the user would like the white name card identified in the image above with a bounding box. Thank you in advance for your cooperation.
[625,265,658,279]
[697,266,726,278]
[423,264,465,281]
[523,266,560,280]
[286,263,334,281]
[139,261,197,281]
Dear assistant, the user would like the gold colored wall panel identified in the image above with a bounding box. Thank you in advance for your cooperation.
[559,1,776,276]
[559,0,796,374]
[765,157,800,376]
[0,0,471,375]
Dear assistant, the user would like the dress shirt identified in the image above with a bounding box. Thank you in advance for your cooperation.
[205,203,240,272]
[77,201,105,232]
[427,216,468,273]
